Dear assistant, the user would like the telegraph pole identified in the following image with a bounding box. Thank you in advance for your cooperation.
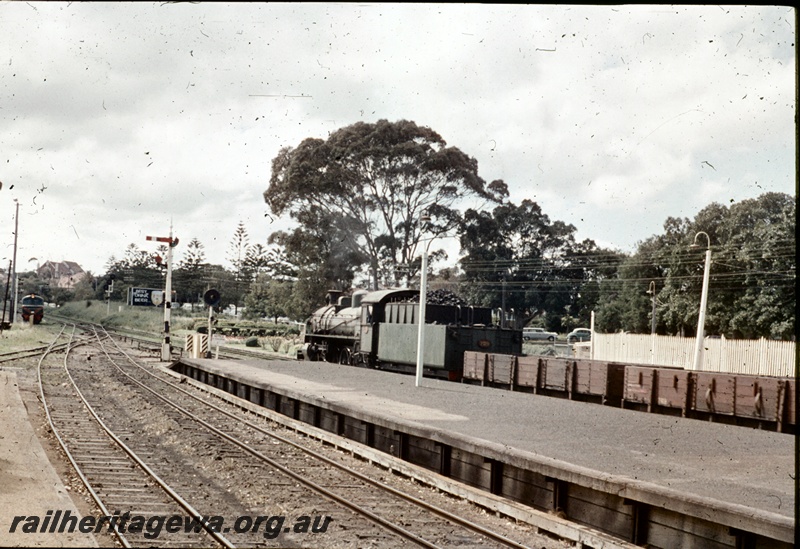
[647,281,657,335]
[147,226,179,362]
[10,199,19,323]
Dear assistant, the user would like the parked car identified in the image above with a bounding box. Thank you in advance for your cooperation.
[567,328,592,343]
[522,327,557,342]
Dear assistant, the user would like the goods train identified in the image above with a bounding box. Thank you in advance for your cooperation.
[299,289,522,380]
[20,293,45,324]
[462,351,795,433]
[297,288,795,432]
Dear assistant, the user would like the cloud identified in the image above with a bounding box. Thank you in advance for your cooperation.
[0,3,794,274]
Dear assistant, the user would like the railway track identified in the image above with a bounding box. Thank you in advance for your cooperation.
[13,318,791,548]
[55,317,294,363]
[38,323,565,548]
[37,325,230,548]
[0,341,71,363]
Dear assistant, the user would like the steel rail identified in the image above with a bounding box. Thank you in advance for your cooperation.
[1,341,72,362]
[95,325,531,549]
[46,324,235,548]
[36,324,134,548]
[46,312,294,362]
[89,326,441,549]
[60,333,235,549]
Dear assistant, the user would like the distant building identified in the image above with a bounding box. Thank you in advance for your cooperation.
[37,261,88,289]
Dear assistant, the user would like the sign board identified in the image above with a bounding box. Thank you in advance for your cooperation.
[128,288,175,307]
[151,291,164,306]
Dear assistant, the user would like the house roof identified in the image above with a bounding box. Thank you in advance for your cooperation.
[38,261,86,278]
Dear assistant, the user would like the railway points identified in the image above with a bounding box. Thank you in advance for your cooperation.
[7,323,575,548]
[3,319,795,548]
[173,356,796,549]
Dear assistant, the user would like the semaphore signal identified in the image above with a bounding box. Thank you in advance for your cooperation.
[145,227,178,361]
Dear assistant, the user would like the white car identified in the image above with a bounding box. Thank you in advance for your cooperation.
[567,328,592,343]
[522,327,557,342]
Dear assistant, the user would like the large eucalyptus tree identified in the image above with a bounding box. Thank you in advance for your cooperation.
[264,119,507,290]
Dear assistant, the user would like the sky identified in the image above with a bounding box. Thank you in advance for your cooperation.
[0,3,796,278]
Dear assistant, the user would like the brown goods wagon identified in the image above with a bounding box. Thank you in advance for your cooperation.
[734,375,795,432]
[622,366,657,410]
[462,351,487,383]
[487,353,515,386]
[572,360,626,406]
[515,355,540,389]
[692,372,736,416]
[654,369,692,415]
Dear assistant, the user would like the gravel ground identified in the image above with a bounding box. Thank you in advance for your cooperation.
[20,336,573,548]
[13,356,120,548]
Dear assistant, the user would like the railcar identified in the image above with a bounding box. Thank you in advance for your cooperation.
[20,293,45,324]
[299,289,522,380]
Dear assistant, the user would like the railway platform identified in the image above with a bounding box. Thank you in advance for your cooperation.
[0,370,98,547]
[172,357,796,548]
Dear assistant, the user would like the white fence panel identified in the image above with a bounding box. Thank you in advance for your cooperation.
[590,333,795,377]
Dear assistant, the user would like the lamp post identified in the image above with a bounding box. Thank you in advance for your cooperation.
[690,232,711,371]
[647,281,657,365]
[415,213,432,387]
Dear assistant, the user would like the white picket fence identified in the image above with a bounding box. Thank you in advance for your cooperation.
[587,333,796,377]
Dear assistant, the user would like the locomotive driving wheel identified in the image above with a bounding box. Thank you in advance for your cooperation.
[338,348,352,365]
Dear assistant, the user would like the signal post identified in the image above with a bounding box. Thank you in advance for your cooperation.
[203,289,221,358]
[146,228,179,362]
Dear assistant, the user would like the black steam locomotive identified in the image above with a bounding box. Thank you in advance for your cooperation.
[20,293,45,324]
[299,288,522,380]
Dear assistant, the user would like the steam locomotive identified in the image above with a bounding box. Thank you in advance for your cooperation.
[20,293,45,324]
[299,288,522,380]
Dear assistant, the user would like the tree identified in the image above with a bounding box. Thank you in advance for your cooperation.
[104,244,164,301]
[228,221,250,274]
[264,119,508,290]
[71,270,96,301]
[227,222,251,314]
[717,193,795,339]
[243,274,294,322]
[174,238,207,308]
[458,199,621,331]
[595,192,795,340]
[594,237,667,334]
[244,243,270,279]
[267,214,362,318]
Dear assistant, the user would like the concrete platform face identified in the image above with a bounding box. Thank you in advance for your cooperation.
[179,358,795,528]
[0,371,98,547]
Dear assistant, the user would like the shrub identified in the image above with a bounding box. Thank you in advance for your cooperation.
[245,336,260,347]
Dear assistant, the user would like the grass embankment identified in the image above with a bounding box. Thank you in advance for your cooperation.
[0,321,63,353]
[51,301,302,357]
[54,300,198,334]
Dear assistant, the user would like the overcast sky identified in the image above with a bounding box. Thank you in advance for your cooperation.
[1,3,795,278]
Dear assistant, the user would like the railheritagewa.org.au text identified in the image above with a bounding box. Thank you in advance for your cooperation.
[8,510,333,540]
